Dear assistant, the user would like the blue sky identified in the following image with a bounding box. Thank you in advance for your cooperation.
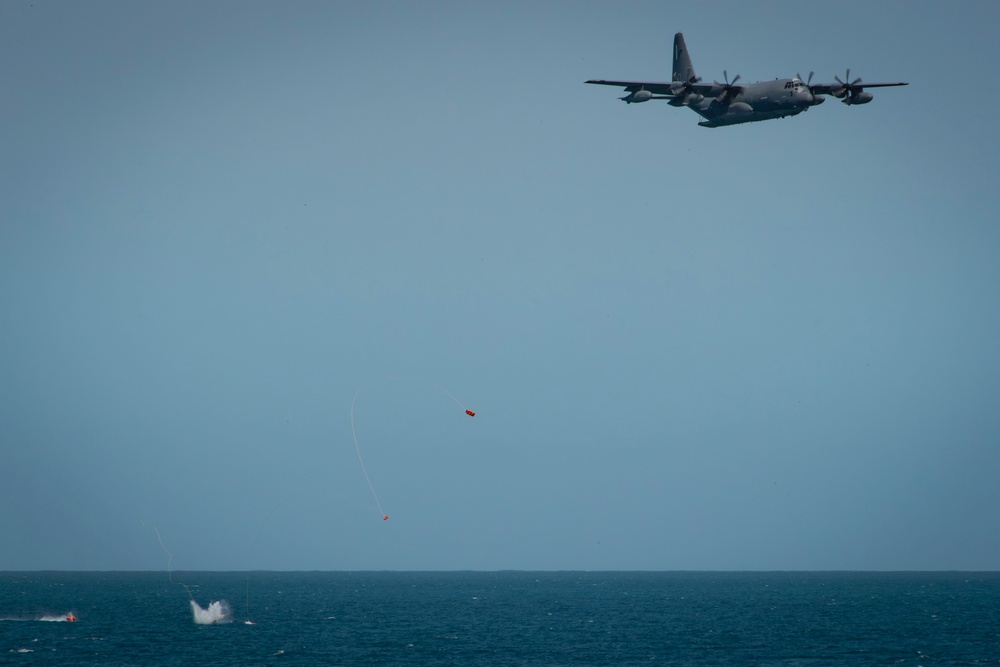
[2,0,999,571]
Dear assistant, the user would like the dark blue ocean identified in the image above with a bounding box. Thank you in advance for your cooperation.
[2,572,998,665]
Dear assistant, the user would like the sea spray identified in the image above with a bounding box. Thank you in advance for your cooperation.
[1,613,74,622]
[38,614,74,622]
[190,600,231,624]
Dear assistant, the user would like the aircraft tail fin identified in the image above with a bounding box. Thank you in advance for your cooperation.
[672,32,696,83]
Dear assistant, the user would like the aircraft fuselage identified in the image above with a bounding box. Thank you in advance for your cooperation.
[688,78,823,127]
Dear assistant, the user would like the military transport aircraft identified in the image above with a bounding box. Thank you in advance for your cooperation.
[586,33,908,128]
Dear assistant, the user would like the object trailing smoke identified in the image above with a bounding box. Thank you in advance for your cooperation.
[191,600,231,625]
[0,614,74,622]
[38,614,73,622]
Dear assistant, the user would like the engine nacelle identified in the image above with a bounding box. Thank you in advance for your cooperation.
[621,89,652,103]
[844,91,873,105]
[670,92,704,106]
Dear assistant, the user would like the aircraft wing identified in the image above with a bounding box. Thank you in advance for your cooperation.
[585,79,738,98]
[809,81,908,95]
[585,80,678,96]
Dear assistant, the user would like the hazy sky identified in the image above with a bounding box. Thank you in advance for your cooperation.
[3,0,999,571]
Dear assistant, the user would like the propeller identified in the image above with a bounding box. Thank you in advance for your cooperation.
[669,76,703,105]
[669,76,701,95]
[713,70,742,104]
[796,71,823,106]
[831,68,862,99]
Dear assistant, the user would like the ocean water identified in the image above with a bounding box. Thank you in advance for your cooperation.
[2,571,998,665]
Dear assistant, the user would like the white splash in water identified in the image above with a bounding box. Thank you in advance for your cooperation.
[190,600,231,624]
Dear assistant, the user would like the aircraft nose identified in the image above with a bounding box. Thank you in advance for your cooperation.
[796,90,821,106]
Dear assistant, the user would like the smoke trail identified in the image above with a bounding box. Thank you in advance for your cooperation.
[141,520,196,601]
[350,376,476,521]
[244,502,282,624]
[351,389,387,520]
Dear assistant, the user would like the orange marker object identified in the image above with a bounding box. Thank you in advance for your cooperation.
[465,409,475,417]
[383,515,389,521]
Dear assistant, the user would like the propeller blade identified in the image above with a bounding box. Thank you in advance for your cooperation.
[713,70,742,103]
